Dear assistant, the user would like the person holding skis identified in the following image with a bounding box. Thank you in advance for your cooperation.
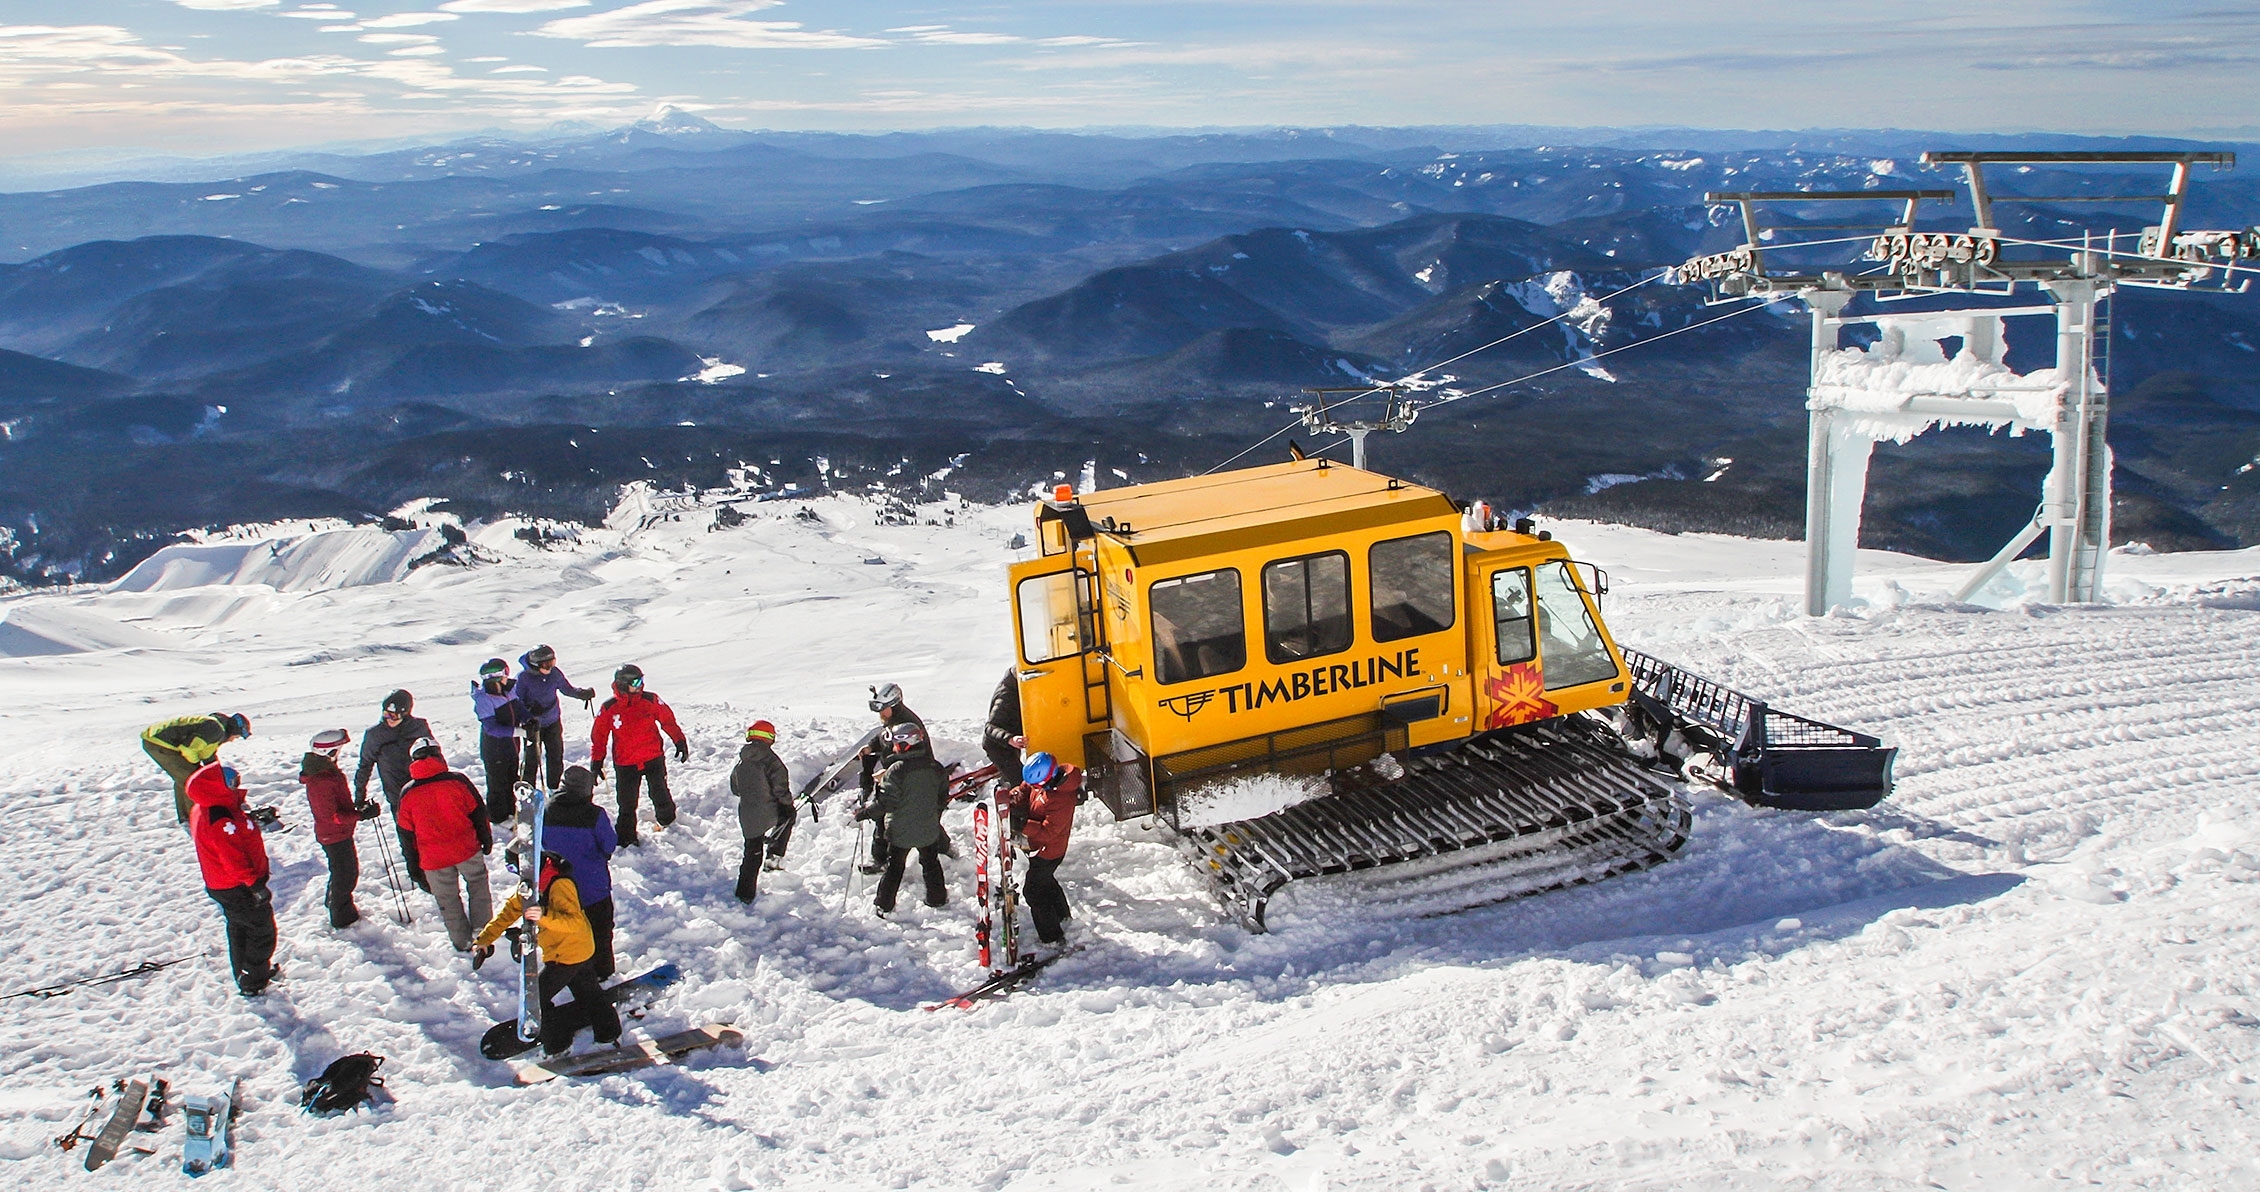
[730,720,794,902]
[355,690,432,888]
[395,739,494,953]
[472,851,620,1057]
[982,668,1025,788]
[471,658,527,820]
[142,712,250,825]
[515,645,595,791]
[1001,752,1083,947]
[590,664,688,847]
[301,728,381,929]
[541,765,619,978]
[869,721,949,914]
[854,683,926,874]
[187,762,277,996]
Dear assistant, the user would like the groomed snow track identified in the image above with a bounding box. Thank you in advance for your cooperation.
[1174,718,1693,930]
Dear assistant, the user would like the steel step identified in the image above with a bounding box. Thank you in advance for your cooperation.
[1171,719,1692,930]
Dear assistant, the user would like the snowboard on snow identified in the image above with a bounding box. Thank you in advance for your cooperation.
[797,725,885,802]
[923,945,1083,1012]
[82,1075,166,1171]
[180,1080,240,1177]
[480,962,684,1060]
[511,1024,743,1084]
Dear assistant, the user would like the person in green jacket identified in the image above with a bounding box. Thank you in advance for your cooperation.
[142,712,250,824]
[867,721,949,913]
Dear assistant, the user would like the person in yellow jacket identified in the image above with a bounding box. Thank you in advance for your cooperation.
[472,851,622,1055]
[142,712,251,825]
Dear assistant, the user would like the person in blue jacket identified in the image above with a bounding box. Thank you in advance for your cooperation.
[541,764,620,978]
[515,644,595,792]
[471,658,527,820]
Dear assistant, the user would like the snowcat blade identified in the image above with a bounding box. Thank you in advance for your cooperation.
[1620,648,1895,811]
[1173,720,1691,931]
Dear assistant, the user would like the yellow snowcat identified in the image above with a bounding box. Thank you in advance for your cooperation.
[1008,458,1894,929]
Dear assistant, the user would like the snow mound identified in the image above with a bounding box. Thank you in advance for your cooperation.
[0,605,169,656]
[110,527,443,594]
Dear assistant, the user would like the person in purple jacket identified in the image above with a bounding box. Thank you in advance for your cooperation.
[471,658,527,820]
[515,645,595,791]
[539,765,620,978]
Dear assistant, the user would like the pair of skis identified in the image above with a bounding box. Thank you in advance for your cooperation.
[480,962,683,1060]
[923,782,1065,1012]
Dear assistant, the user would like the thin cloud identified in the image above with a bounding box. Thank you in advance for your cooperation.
[493,64,548,72]
[168,0,280,9]
[438,0,589,11]
[277,8,356,17]
[534,1,886,50]
[361,12,461,27]
[357,33,440,45]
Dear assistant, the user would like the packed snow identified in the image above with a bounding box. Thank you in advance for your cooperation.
[1,483,2257,1189]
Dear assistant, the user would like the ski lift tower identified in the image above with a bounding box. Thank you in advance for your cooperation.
[1673,151,2255,614]
[1295,385,1419,470]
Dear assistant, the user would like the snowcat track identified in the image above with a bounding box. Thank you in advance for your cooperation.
[1173,720,1691,930]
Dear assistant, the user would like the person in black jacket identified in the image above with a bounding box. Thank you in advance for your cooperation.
[854,683,928,874]
[730,721,794,902]
[982,667,1024,786]
[354,690,434,891]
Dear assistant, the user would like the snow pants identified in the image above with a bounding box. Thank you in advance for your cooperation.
[584,895,616,981]
[875,845,947,912]
[144,739,200,825]
[1024,855,1071,945]
[764,803,798,862]
[614,759,674,842]
[320,839,361,928]
[422,855,492,951]
[480,734,520,821]
[538,955,621,1054]
[519,722,566,792]
[206,880,277,994]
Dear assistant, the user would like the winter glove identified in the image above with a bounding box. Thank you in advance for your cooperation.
[247,806,282,829]
[1011,832,1033,853]
[471,944,493,970]
[674,740,690,764]
[352,801,382,821]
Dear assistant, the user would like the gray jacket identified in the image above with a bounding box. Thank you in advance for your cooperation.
[876,745,947,850]
[730,739,794,839]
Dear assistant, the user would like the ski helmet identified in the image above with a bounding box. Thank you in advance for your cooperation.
[224,712,251,739]
[219,764,242,790]
[410,737,444,762]
[614,664,644,692]
[382,690,413,715]
[886,721,926,748]
[311,728,350,751]
[1022,752,1057,785]
[745,720,777,742]
[527,644,557,667]
[868,682,904,713]
[479,658,509,678]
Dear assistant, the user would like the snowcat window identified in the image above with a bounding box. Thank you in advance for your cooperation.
[1368,531,1456,642]
[1262,551,1352,664]
[1492,568,1535,665]
[1532,560,1617,689]
[1150,568,1245,685]
[1016,571,1084,664]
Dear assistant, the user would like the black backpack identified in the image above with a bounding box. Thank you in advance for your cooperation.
[301,1053,385,1115]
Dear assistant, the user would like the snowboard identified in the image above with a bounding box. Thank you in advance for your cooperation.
[512,1024,743,1084]
[508,782,548,1045]
[797,725,885,801]
[83,1075,165,1172]
[480,962,684,1060]
[923,945,1083,1012]
[180,1080,239,1177]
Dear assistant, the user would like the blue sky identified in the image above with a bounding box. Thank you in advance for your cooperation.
[5,2,2256,155]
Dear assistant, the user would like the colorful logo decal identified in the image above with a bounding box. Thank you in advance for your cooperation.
[1483,662,1557,729]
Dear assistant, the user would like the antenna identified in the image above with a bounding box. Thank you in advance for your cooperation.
[1293,385,1418,470]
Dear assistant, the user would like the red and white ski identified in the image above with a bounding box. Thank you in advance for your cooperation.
[971,796,995,969]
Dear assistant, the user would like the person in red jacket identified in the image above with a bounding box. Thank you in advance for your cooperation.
[1000,752,1082,947]
[590,664,688,847]
[302,728,381,929]
[395,739,494,952]
[188,761,278,996]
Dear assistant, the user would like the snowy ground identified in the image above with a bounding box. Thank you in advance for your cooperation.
[1,485,2257,1190]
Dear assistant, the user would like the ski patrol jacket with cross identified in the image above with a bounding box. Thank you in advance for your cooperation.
[188,762,269,890]
[591,690,685,771]
[396,756,490,873]
[1003,766,1082,861]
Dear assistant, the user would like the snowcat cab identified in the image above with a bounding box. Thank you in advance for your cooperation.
[1008,459,1693,928]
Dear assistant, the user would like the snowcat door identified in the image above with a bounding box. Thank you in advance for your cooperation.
[1010,555,1108,768]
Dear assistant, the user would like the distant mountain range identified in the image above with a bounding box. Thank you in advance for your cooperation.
[1,118,2256,586]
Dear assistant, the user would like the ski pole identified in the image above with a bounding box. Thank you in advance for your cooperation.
[845,819,867,912]
[369,812,415,926]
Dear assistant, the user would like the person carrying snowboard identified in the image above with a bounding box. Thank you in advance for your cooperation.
[395,740,494,954]
[471,658,527,820]
[870,721,949,914]
[187,762,277,996]
[590,664,687,847]
[301,728,381,929]
[515,645,595,791]
[472,851,620,1057]
[730,721,794,902]
[1002,752,1083,947]
[355,690,432,888]
[541,765,619,978]
[853,683,926,874]
[143,712,250,825]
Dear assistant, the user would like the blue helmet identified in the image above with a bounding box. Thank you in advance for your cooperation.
[219,765,241,789]
[1022,752,1057,785]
